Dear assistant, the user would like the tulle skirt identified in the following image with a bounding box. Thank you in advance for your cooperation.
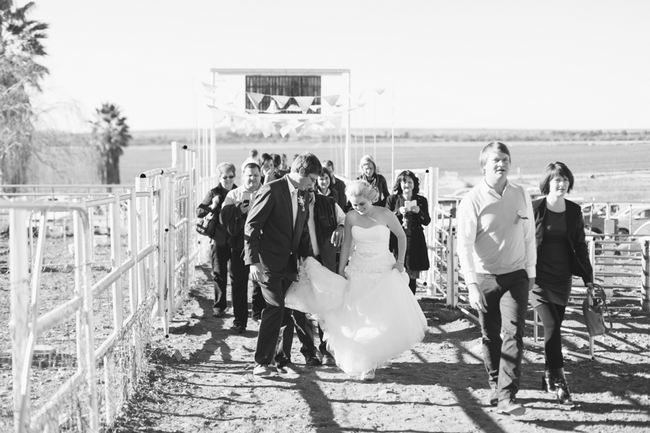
[286,257,427,376]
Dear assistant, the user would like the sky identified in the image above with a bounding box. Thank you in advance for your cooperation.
[26,0,650,132]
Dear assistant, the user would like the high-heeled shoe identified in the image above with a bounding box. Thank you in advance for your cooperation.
[542,369,556,392]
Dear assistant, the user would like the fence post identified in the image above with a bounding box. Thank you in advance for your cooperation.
[9,209,30,433]
[446,227,458,307]
[642,240,650,312]
[73,212,99,432]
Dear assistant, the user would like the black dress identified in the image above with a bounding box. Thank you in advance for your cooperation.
[386,193,431,272]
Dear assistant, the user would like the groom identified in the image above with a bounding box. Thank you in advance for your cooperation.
[245,153,322,376]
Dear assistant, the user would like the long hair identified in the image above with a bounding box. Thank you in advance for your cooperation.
[393,170,420,195]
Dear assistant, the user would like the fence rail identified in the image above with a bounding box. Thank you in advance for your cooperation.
[1,142,200,433]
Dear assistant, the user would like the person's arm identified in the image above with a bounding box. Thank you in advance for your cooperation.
[220,190,245,235]
[197,189,215,218]
[415,195,431,226]
[244,185,273,281]
[330,203,346,247]
[573,203,594,286]
[384,208,407,272]
[456,198,479,286]
[522,189,537,290]
[338,212,354,276]
[379,175,391,206]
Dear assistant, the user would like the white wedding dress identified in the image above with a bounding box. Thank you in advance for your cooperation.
[286,224,427,376]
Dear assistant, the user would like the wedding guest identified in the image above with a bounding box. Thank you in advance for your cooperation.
[305,184,346,365]
[197,162,237,317]
[316,167,340,204]
[532,161,594,406]
[249,149,260,164]
[457,141,536,416]
[220,158,265,333]
[386,170,431,294]
[260,153,274,184]
[322,160,347,210]
[245,153,321,376]
[356,154,390,207]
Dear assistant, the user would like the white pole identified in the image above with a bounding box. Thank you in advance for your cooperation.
[9,209,30,433]
[390,85,395,186]
[344,71,352,180]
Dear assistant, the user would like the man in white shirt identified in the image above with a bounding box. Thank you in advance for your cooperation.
[456,141,536,416]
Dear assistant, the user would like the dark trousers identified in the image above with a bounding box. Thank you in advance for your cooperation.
[475,270,529,402]
[254,266,315,365]
[251,281,265,320]
[534,302,566,369]
[229,249,250,328]
[210,242,230,310]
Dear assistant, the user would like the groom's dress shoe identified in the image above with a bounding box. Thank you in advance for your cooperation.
[305,356,322,367]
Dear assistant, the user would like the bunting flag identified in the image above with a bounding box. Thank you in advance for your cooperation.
[246,92,265,110]
[323,94,340,107]
[285,104,302,113]
[272,95,291,110]
[294,96,315,114]
[266,99,280,114]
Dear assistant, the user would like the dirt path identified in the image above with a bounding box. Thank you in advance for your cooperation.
[109,274,650,433]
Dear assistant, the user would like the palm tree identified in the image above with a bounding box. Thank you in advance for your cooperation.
[0,0,48,185]
[91,103,131,184]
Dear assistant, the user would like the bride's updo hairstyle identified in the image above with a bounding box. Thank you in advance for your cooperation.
[345,180,379,203]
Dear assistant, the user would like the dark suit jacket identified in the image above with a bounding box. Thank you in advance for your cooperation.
[533,197,593,285]
[244,176,312,273]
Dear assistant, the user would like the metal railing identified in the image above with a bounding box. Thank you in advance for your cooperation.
[2,142,199,432]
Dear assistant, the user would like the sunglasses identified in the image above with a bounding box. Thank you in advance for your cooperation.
[221,175,235,179]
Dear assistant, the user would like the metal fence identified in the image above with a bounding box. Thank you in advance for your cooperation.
[1,143,199,433]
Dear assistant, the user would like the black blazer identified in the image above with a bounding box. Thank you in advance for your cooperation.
[244,176,312,272]
[533,197,593,285]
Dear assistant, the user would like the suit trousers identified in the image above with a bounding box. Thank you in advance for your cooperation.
[254,265,315,365]
[475,269,529,402]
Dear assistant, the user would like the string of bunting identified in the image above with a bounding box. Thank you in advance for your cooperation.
[202,83,385,137]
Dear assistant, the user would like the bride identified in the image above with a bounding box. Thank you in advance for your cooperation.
[287,180,428,380]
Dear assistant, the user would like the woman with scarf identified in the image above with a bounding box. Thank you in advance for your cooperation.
[356,154,390,207]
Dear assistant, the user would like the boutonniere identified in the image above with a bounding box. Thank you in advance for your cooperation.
[297,194,306,212]
[516,210,529,220]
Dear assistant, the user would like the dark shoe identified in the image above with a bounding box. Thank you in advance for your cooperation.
[253,364,274,377]
[486,389,499,407]
[305,356,322,367]
[229,324,246,334]
[322,354,336,366]
[497,399,526,416]
[276,363,300,376]
[553,368,574,406]
[542,369,557,392]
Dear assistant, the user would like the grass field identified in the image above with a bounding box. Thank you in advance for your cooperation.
[121,140,650,202]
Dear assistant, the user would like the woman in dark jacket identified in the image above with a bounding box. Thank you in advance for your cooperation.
[357,154,390,207]
[532,161,594,406]
[197,162,237,316]
[386,170,431,294]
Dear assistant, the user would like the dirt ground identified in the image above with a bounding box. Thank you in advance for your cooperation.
[107,271,650,433]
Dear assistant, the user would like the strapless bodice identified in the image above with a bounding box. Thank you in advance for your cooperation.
[351,225,390,254]
[346,225,394,275]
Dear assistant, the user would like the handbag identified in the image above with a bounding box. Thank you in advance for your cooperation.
[581,284,612,336]
[196,214,218,238]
